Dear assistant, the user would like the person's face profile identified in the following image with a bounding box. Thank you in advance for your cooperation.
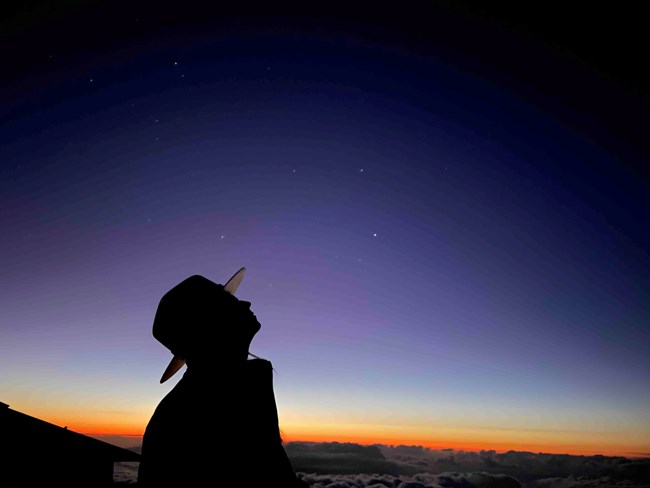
[217,293,258,327]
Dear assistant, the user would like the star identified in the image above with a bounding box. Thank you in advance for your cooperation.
[373,233,377,237]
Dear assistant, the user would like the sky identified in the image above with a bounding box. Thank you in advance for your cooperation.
[1,1,649,457]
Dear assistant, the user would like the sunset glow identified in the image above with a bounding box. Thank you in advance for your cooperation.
[13,402,649,459]
[2,2,648,472]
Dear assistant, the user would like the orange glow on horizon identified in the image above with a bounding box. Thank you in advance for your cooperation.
[17,405,648,459]
[49,420,650,458]
[65,426,650,458]
[280,430,649,458]
[31,413,147,438]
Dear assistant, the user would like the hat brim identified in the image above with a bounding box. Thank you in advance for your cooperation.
[159,267,247,383]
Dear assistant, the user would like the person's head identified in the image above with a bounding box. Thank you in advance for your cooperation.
[153,271,260,380]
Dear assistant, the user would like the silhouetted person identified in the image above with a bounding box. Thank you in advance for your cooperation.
[138,268,307,487]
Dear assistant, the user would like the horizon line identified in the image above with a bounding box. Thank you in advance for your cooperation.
[85,433,649,458]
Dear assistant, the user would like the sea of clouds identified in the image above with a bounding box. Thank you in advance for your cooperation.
[112,441,650,487]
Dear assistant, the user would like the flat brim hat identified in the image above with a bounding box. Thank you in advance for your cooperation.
[153,267,247,383]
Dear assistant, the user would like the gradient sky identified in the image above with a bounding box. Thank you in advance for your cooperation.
[1,2,649,457]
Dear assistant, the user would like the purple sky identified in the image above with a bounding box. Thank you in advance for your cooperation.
[1,2,648,455]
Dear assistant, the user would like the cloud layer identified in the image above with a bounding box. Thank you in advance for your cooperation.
[287,442,650,487]
[297,471,523,488]
[110,441,650,487]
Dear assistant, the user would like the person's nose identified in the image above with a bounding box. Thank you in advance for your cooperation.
[240,300,252,309]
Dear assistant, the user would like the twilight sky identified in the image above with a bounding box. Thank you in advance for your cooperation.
[1,2,648,456]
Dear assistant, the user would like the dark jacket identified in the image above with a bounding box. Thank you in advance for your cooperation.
[138,358,303,487]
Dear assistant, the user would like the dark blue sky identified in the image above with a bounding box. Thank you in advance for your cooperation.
[1,1,648,455]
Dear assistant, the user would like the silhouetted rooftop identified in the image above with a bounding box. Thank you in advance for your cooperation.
[0,401,140,487]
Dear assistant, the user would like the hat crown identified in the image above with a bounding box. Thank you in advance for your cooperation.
[153,275,225,356]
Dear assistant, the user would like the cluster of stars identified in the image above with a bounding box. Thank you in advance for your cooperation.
[89,58,185,85]
[173,60,185,78]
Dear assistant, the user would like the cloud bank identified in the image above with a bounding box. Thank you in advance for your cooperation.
[108,441,650,487]
[296,471,522,488]
[287,442,650,487]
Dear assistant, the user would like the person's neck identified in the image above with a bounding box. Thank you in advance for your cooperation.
[185,354,248,372]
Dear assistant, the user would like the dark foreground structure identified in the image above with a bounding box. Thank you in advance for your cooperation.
[0,401,140,487]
